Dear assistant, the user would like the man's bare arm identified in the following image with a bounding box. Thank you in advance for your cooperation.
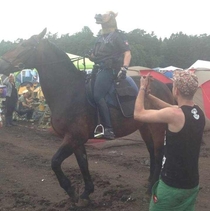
[147,94,176,109]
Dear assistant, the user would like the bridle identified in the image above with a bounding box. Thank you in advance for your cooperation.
[1,38,39,71]
[1,56,25,70]
[1,37,87,71]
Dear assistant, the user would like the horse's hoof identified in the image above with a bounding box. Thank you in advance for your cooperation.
[67,185,79,204]
[75,198,90,207]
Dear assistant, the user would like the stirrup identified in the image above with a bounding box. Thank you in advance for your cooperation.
[94,124,104,138]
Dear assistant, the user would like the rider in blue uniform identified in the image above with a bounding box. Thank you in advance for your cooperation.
[88,11,131,140]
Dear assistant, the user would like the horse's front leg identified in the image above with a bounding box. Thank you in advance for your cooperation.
[138,124,155,184]
[148,123,165,191]
[51,135,77,202]
[74,144,94,207]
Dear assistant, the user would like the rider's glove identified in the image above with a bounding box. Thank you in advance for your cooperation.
[118,66,128,79]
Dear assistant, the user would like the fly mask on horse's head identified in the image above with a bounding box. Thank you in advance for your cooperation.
[94,11,118,34]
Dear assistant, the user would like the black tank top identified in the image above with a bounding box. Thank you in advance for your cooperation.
[161,105,205,189]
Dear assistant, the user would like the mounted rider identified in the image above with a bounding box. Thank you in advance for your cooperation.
[87,11,131,140]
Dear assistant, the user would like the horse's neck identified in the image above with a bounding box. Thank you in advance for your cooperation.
[36,42,85,110]
[39,66,85,111]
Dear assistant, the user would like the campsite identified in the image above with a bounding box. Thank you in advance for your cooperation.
[0,59,210,211]
[0,118,210,211]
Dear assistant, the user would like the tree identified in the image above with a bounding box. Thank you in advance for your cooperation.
[0,40,16,56]
[1,27,210,69]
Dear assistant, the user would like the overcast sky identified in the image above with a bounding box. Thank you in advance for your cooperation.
[1,0,209,42]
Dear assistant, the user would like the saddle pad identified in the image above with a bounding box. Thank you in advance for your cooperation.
[115,77,138,117]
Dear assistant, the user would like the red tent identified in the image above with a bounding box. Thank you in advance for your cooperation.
[139,69,173,84]
[201,81,210,119]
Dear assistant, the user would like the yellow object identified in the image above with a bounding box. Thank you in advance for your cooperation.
[39,103,45,111]
[33,86,44,99]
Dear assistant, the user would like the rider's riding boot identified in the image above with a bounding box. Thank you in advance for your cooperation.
[96,98,115,140]
[104,128,115,140]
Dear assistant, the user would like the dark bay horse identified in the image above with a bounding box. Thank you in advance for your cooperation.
[0,29,174,206]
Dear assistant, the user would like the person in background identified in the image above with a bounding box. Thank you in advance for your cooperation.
[134,71,205,211]
[0,87,4,127]
[0,108,2,128]
[26,83,34,103]
[17,90,34,122]
[87,11,131,140]
[3,74,18,126]
[0,87,4,98]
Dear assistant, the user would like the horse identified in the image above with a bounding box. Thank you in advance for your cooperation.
[0,28,174,207]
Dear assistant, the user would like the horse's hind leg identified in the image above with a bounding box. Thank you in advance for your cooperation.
[74,144,94,206]
[51,135,77,202]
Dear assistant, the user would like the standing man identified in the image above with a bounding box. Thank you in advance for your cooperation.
[134,71,205,211]
[0,87,3,128]
[87,11,131,140]
[3,74,18,126]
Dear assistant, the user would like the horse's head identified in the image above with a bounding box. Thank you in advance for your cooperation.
[0,28,47,76]
[94,11,118,34]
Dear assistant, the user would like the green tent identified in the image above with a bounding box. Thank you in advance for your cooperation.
[66,53,94,70]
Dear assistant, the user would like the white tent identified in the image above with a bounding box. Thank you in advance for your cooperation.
[189,60,210,70]
[66,53,94,70]
[159,66,183,71]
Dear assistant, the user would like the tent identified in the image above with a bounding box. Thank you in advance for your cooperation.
[129,65,210,131]
[66,53,94,71]
[157,66,183,79]
[192,84,210,131]
[128,66,173,84]
[159,66,183,71]
[187,60,210,130]
[15,69,39,86]
[189,60,210,70]
[127,66,151,77]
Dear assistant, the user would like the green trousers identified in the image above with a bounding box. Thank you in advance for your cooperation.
[149,179,199,211]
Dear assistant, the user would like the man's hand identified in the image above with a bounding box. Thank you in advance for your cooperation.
[118,66,128,79]
[140,73,153,95]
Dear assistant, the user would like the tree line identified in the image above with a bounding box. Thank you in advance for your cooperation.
[1,26,210,69]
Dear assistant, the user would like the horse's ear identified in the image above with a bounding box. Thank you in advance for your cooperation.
[38,28,47,39]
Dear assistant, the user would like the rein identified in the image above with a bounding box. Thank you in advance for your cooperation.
[2,55,87,73]
[70,56,87,71]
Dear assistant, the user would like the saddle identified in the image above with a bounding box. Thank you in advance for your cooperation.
[86,74,138,118]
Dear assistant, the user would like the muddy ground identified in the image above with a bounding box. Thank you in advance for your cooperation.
[0,121,209,211]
